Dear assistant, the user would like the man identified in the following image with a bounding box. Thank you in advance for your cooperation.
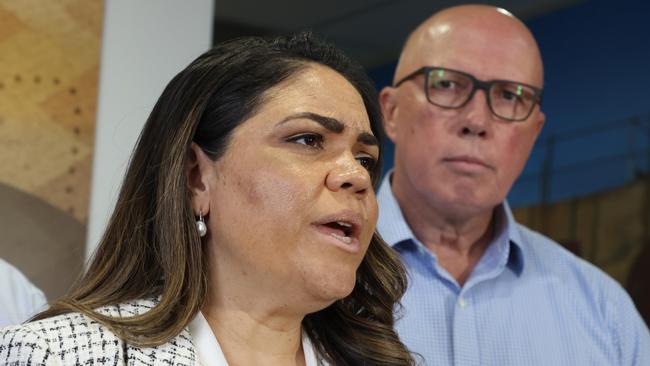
[0,258,46,327]
[378,5,650,365]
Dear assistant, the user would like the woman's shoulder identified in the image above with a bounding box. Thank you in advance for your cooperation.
[1,309,123,365]
[0,298,170,365]
[2,297,159,336]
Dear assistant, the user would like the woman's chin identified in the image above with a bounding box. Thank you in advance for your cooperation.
[304,272,357,309]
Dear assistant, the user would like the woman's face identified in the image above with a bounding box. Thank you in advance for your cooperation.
[196,64,379,313]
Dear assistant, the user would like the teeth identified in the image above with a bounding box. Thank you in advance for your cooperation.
[330,233,352,244]
[337,221,352,228]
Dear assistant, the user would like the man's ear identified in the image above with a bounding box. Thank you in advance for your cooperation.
[187,142,213,216]
[379,86,399,143]
[534,110,546,136]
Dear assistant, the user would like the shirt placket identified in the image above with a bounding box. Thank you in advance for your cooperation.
[452,288,480,366]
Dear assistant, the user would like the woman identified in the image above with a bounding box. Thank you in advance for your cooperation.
[0,32,414,365]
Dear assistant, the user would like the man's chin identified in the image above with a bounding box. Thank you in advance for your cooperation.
[437,195,501,222]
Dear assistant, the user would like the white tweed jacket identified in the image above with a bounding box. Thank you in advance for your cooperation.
[0,298,197,365]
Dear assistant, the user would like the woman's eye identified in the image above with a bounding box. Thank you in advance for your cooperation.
[356,156,377,172]
[288,133,324,149]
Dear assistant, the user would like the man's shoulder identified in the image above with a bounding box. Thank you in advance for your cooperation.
[516,223,594,266]
[514,223,630,305]
[515,223,650,361]
[516,223,609,278]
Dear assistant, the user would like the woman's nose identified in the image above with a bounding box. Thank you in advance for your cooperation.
[325,153,372,197]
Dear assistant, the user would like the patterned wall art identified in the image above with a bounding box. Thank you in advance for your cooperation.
[0,0,103,299]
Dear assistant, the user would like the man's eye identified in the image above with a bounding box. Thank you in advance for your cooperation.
[497,84,533,104]
[432,79,456,90]
[356,156,377,171]
[287,133,324,148]
[500,90,522,103]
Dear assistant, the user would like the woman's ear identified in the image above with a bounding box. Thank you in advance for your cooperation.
[188,142,213,216]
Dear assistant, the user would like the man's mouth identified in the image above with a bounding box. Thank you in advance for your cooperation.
[443,155,495,171]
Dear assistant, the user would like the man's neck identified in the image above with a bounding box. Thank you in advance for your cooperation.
[391,176,496,286]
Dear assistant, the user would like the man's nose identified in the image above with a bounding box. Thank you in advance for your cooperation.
[458,89,493,138]
[325,153,372,198]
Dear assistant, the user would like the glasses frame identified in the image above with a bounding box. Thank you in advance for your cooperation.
[394,66,544,122]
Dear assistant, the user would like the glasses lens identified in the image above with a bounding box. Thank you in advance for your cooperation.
[490,82,536,120]
[426,69,473,108]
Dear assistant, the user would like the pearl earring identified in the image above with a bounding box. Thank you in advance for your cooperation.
[196,211,207,237]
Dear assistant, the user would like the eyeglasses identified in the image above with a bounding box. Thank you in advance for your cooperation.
[394,66,543,122]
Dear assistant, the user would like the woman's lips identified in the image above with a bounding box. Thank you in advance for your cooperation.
[312,211,363,253]
[313,223,361,253]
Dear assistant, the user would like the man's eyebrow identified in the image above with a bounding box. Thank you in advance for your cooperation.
[278,112,378,146]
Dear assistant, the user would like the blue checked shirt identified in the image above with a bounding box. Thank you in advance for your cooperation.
[377,173,650,366]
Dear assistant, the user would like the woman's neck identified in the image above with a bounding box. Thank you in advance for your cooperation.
[201,296,306,366]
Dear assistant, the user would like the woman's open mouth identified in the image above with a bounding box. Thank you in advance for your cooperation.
[312,212,363,253]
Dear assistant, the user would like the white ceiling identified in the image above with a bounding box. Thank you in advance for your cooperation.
[213,0,585,68]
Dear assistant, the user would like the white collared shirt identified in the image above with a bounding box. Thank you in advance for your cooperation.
[188,311,320,366]
[0,258,47,327]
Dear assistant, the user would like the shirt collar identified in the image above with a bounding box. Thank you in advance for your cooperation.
[376,170,525,275]
[376,171,418,248]
[189,311,229,366]
[188,311,321,366]
[491,201,525,276]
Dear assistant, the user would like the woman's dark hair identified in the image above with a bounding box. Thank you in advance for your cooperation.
[34,32,414,365]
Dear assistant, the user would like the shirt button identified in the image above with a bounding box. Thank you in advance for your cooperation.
[458,297,467,308]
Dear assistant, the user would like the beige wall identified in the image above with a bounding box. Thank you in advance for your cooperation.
[0,0,103,299]
[0,0,102,223]
[513,180,647,286]
[0,0,215,301]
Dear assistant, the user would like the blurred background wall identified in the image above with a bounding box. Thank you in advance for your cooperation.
[86,0,214,259]
[0,0,102,300]
[0,0,213,300]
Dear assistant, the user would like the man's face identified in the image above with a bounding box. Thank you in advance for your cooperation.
[382,18,545,219]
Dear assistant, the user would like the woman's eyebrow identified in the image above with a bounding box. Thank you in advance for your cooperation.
[278,112,343,132]
[358,132,378,146]
[277,112,377,146]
